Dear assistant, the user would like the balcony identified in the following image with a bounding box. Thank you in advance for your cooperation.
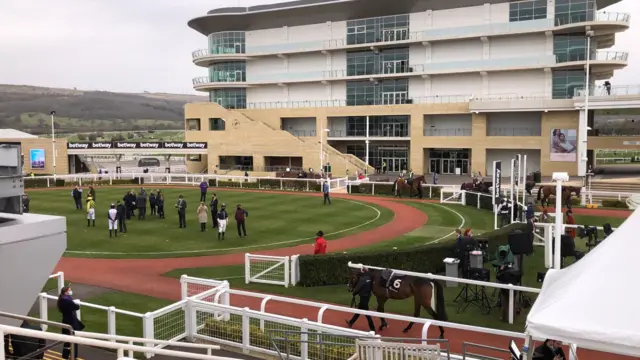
[245,94,471,109]
[486,127,540,136]
[192,75,247,90]
[327,129,410,139]
[424,128,472,137]
[574,84,640,97]
[192,11,628,60]
[191,49,251,66]
[286,129,317,137]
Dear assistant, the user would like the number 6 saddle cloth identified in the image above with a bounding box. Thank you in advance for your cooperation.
[381,269,406,296]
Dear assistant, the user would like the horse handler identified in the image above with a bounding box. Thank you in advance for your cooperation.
[345,268,376,332]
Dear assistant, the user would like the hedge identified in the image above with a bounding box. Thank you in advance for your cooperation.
[208,179,321,192]
[601,198,629,209]
[464,191,493,210]
[297,223,528,287]
[348,183,441,199]
[24,178,143,188]
[202,320,355,359]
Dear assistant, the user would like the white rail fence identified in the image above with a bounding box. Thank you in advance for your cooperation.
[245,253,299,287]
[34,272,589,360]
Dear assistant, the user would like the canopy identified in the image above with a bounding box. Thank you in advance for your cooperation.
[526,209,640,357]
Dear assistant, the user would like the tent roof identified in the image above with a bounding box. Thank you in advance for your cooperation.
[526,209,640,357]
[0,129,38,139]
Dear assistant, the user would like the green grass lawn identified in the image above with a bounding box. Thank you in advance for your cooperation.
[164,205,627,332]
[29,189,392,259]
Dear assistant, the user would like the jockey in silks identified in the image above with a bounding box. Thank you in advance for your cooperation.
[407,169,414,185]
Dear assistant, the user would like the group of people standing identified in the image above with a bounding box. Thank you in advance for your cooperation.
[197,181,249,240]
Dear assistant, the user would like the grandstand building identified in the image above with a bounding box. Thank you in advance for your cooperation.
[185,0,631,177]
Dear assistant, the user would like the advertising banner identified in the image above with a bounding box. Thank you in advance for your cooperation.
[67,142,208,149]
[492,160,502,205]
[550,129,577,162]
[29,149,45,169]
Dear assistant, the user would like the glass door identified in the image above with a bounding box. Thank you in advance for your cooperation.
[235,70,244,82]
[382,60,408,74]
[430,159,441,174]
[234,43,243,53]
[382,123,394,137]
[381,28,408,42]
[382,29,396,42]
[382,92,408,105]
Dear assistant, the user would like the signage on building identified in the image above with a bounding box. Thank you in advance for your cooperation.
[493,160,502,206]
[67,142,207,149]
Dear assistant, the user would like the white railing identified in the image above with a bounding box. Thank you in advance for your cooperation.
[627,194,640,209]
[48,271,65,294]
[245,253,292,287]
[440,188,465,205]
[0,324,236,360]
[347,263,540,325]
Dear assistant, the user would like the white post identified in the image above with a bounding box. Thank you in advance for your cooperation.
[320,128,324,174]
[244,253,251,284]
[365,115,370,172]
[50,111,57,176]
[579,31,594,177]
[522,155,527,211]
[552,172,569,269]
[510,159,515,223]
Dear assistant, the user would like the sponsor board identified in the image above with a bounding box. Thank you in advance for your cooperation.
[68,142,207,150]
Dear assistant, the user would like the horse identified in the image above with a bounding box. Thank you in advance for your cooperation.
[347,268,448,338]
[392,175,425,199]
[537,185,581,208]
[460,177,491,194]
[524,180,537,195]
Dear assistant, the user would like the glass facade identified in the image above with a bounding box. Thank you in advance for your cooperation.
[209,89,246,109]
[346,79,409,106]
[509,0,547,22]
[345,143,409,170]
[553,33,593,62]
[208,62,246,82]
[209,118,226,131]
[346,48,410,76]
[343,115,410,137]
[552,69,585,99]
[346,15,410,45]
[428,149,470,175]
[208,31,246,54]
[555,0,596,26]
[186,118,201,131]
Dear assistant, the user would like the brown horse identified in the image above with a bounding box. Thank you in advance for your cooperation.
[537,185,581,208]
[393,175,425,199]
[347,268,448,338]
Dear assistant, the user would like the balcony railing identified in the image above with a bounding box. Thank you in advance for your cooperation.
[574,84,640,97]
[192,47,246,59]
[245,94,471,109]
[594,128,640,136]
[470,93,550,101]
[327,129,410,138]
[192,75,246,85]
[555,11,630,27]
[286,130,317,137]
[487,127,540,136]
[556,50,629,63]
[424,128,472,136]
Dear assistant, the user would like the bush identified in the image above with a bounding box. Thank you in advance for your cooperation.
[349,183,441,199]
[544,196,581,207]
[601,198,629,209]
[298,223,528,287]
[202,320,355,359]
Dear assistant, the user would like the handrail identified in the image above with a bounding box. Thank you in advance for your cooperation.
[0,311,73,331]
[0,324,240,360]
[74,330,220,351]
[39,293,144,318]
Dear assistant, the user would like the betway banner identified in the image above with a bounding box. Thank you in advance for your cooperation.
[67,142,207,150]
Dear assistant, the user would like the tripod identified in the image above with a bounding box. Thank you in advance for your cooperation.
[455,284,492,314]
[513,254,533,311]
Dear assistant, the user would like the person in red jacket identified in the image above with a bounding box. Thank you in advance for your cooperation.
[314,231,327,255]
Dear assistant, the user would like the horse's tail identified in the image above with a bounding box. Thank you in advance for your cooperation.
[537,186,542,201]
[433,280,448,321]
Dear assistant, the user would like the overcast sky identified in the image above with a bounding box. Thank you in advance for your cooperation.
[0,0,637,94]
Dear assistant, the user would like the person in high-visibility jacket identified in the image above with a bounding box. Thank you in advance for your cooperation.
[86,196,96,227]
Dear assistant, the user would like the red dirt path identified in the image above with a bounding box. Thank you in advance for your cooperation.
[44,186,632,360]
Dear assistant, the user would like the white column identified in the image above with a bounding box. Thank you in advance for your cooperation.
[423,75,431,97]
[50,111,57,176]
[481,37,489,59]
[552,172,569,269]
[483,3,491,23]
[365,116,370,169]
[546,0,555,19]
[481,72,489,96]
[578,109,588,176]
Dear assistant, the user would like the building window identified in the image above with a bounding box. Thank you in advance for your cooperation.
[552,69,585,99]
[346,79,409,106]
[208,31,245,54]
[186,118,201,131]
[347,51,376,76]
[555,0,595,26]
[346,117,367,136]
[380,48,410,74]
[509,0,547,22]
[209,61,246,82]
[188,155,202,162]
[209,118,226,131]
[210,89,246,109]
[346,15,409,45]
[554,34,588,62]
[347,81,376,106]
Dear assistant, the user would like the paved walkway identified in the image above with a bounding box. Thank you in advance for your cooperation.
[46,186,631,360]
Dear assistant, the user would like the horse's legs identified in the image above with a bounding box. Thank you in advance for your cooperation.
[424,305,445,339]
[376,297,388,331]
[402,296,421,333]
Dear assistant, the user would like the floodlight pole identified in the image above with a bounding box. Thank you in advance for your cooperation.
[50,111,57,176]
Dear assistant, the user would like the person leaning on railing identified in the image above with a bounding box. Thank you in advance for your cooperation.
[57,286,85,360]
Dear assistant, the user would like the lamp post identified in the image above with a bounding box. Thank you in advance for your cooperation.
[552,172,569,269]
[319,128,330,178]
[579,30,595,177]
[50,111,57,176]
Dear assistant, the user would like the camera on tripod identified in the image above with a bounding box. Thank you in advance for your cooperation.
[578,225,599,251]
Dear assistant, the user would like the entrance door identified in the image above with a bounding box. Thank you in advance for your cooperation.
[456,159,469,175]
[234,43,243,53]
[430,159,441,174]
[442,159,457,174]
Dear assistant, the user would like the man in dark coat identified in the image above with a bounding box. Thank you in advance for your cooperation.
[149,192,157,216]
[136,191,147,220]
[124,190,136,219]
[116,200,127,233]
[22,194,30,213]
[72,186,82,210]
[533,339,565,360]
[210,193,219,228]
[345,268,376,332]
[157,191,165,219]
[176,195,187,228]
[235,204,248,238]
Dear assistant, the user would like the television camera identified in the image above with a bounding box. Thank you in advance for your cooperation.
[453,236,492,314]
[579,223,613,251]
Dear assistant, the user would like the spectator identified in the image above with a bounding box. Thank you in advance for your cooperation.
[197,202,208,232]
[57,286,85,359]
[313,231,327,255]
[199,180,208,202]
[565,209,576,239]
[533,339,565,360]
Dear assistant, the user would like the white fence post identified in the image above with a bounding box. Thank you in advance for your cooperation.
[244,253,250,284]
[300,318,309,359]
[241,308,250,354]
[185,298,196,342]
[180,275,188,300]
[142,312,155,358]
[57,272,65,294]
[38,293,48,331]
[107,307,117,341]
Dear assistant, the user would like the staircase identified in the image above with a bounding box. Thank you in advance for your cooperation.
[233,110,373,175]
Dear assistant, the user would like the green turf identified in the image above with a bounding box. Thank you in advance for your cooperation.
[163,206,628,332]
[28,188,393,259]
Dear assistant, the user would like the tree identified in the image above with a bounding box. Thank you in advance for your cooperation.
[77,133,87,141]
[127,132,135,139]
[88,133,97,141]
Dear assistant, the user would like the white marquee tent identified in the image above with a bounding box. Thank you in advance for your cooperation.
[526,208,640,357]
